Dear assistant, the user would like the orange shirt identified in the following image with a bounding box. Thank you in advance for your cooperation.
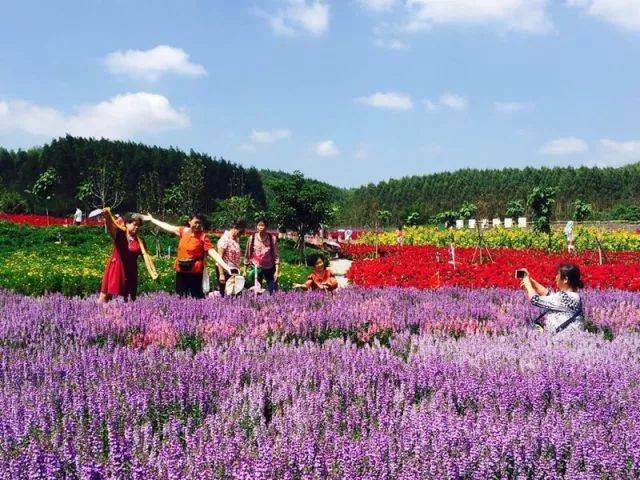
[305,268,338,291]
[173,227,213,274]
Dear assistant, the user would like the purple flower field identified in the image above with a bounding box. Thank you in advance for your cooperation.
[1,288,640,478]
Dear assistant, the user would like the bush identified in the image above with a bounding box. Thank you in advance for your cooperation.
[609,204,640,222]
[0,191,28,213]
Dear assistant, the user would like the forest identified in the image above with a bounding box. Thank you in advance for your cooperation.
[0,135,265,217]
[1,136,639,226]
[339,164,640,225]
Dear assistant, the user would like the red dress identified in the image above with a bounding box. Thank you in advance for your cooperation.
[100,229,141,299]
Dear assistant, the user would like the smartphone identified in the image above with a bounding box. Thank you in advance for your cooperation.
[515,269,526,279]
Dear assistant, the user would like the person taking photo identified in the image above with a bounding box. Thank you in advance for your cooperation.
[520,263,585,334]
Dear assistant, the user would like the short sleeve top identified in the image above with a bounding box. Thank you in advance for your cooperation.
[174,227,213,273]
[247,233,279,269]
[217,230,242,269]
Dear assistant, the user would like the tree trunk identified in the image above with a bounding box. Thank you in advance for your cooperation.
[296,228,306,265]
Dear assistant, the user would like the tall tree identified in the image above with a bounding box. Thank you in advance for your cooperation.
[176,155,205,215]
[137,171,165,216]
[528,187,556,250]
[212,195,258,229]
[76,158,125,210]
[270,171,332,263]
[29,167,59,219]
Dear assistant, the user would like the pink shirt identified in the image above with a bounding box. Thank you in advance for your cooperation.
[246,233,279,269]
[217,231,242,268]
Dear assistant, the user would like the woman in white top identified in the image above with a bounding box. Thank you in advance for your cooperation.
[520,263,585,334]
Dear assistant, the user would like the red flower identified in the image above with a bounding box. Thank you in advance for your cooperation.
[0,213,101,227]
[347,245,640,291]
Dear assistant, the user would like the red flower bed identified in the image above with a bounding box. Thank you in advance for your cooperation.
[327,229,366,241]
[0,213,101,227]
[347,245,640,291]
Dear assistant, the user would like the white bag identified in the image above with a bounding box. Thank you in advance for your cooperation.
[225,274,245,296]
[202,268,210,294]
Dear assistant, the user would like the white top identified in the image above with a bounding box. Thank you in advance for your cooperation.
[564,221,574,241]
[531,290,584,334]
[74,208,83,222]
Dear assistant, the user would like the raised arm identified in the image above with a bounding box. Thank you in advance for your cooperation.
[144,214,181,236]
[103,207,123,240]
[521,269,549,297]
[207,248,232,274]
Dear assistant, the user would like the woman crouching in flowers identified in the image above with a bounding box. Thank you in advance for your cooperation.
[98,208,157,303]
[293,254,338,292]
[520,263,585,334]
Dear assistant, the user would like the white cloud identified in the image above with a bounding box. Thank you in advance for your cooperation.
[600,138,640,156]
[315,139,340,157]
[567,0,640,31]
[403,0,553,34]
[357,0,398,12]
[104,45,207,81]
[423,99,437,111]
[0,93,190,140]
[249,129,291,144]
[373,38,409,50]
[539,137,589,155]
[494,101,534,114]
[356,91,413,110]
[424,92,468,111]
[255,0,330,37]
[439,92,467,110]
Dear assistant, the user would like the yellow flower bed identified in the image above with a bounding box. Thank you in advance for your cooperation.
[359,226,640,251]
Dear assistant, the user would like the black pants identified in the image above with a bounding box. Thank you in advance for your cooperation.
[176,273,204,299]
[257,266,278,294]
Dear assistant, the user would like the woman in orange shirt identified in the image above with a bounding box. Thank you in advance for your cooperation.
[143,213,234,298]
[293,255,338,292]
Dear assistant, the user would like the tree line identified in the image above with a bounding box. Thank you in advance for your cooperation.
[1,136,640,227]
[0,135,266,218]
[339,164,640,226]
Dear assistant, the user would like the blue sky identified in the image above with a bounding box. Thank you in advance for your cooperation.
[1,0,639,187]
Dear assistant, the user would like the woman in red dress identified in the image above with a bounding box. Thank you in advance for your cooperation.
[98,208,144,303]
